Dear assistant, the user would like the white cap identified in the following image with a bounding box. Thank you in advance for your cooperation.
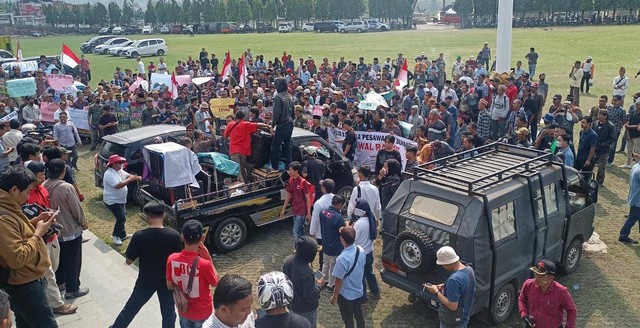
[436,246,460,265]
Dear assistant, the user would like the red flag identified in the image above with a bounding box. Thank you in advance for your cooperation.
[16,42,23,62]
[221,51,232,81]
[60,44,80,68]
[238,54,248,88]
[171,71,179,99]
[393,59,408,90]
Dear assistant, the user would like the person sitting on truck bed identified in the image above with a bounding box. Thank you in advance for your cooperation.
[192,130,216,154]
[225,110,270,185]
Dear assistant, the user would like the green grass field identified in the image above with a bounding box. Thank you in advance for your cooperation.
[15,24,640,327]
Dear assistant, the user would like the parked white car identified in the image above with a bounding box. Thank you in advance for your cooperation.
[142,25,153,34]
[108,41,134,56]
[367,20,390,31]
[123,38,168,58]
[112,26,124,35]
[93,37,130,54]
[278,23,293,33]
[160,25,169,34]
[301,22,314,32]
[340,21,368,33]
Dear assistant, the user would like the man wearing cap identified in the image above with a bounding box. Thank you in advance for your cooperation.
[195,102,215,135]
[514,127,531,147]
[166,220,219,327]
[103,154,142,246]
[424,246,476,328]
[518,260,576,328]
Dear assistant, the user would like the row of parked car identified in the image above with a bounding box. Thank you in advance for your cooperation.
[280,20,390,33]
[81,35,168,58]
[98,25,154,35]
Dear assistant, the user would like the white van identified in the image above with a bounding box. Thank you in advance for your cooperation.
[123,38,168,58]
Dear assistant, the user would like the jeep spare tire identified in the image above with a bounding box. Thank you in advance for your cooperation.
[394,229,436,274]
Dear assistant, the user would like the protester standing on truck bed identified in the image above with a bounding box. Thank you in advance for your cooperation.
[224,110,270,185]
[270,77,294,172]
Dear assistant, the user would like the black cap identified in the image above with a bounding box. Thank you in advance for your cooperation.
[27,161,45,174]
[320,179,335,193]
[312,115,321,120]
[182,220,204,242]
[553,94,562,100]
[530,259,556,275]
[343,119,353,127]
[613,94,623,101]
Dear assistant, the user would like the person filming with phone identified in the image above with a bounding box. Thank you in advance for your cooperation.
[0,165,59,327]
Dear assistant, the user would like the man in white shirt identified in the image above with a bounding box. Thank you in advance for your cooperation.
[136,56,146,76]
[22,97,42,125]
[103,155,141,246]
[347,166,382,223]
[2,119,22,163]
[426,80,439,102]
[310,179,335,266]
[613,66,630,106]
[202,274,255,328]
[157,57,167,74]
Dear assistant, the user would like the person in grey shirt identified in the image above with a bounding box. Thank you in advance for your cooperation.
[408,105,424,139]
[0,122,14,172]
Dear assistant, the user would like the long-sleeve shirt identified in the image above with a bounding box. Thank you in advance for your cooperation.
[518,279,577,328]
[43,179,86,240]
[347,181,382,222]
[310,193,334,239]
[613,75,629,96]
[22,104,41,123]
[2,129,22,163]
[569,68,583,88]
[53,121,81,147]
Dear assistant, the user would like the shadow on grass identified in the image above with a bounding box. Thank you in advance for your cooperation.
[597,186,627,207]
[608,167,632,181]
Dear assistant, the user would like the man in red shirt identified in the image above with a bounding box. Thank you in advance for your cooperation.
[166,220,219,327]
[518,259,577,328]
[280,161,312,246]
[224,110,269,185]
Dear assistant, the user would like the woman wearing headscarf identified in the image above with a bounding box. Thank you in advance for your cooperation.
[376,158,403,211]
[350,199,380,302]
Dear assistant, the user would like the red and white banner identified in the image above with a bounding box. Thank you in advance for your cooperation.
[393,59,408,90]
[221,51,232,81]
[238,54,248,88]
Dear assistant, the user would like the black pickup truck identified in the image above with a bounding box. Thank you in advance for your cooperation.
[140,127,357,253]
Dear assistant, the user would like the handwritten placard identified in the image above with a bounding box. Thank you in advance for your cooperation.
[40,101,59,123]
[6,77,36,97]
[68,108,90,130]
[46,74,74,91]
[209,98,235,117]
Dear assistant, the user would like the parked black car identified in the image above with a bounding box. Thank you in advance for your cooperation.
[314,22,340,32]
[80,35,116,53]
[257,22,276,33]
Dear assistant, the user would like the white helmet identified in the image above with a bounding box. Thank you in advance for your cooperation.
[257,271,294,310]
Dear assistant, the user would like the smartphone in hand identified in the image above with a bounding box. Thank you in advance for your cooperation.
[315,270,324,280]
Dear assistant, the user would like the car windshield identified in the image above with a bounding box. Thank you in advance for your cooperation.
[99,141,128,160]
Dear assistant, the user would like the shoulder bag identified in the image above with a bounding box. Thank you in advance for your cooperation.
[438,267,474,327]
[173,256,199,313]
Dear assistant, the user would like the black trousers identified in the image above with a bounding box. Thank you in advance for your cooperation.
[111,286,176,328]
[107,203,128,238]
[5,278,58,328]
[337,294,365,328]
[56,236,83,292]
[317,238,323,268]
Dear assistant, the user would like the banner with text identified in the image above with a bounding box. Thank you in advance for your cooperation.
[40,101,58,123]
[0,111,18,122]
[68,108,90,130]
[326,127,416,171]
[6,77,36,97]
[209,98,235,117]
[2,60,38,73]
[46,74,74,91]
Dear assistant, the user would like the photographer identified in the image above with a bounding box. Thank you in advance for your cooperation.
[552,100,581,135]
[0,165,58,327]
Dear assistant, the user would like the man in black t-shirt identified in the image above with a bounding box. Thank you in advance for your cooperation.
[98,106,119,136]
[110,201,182,328]
[374,135,402,175]
[342,119,357,162]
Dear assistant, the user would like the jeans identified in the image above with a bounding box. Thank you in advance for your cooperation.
[625,137,640,165]
[608,133,620,164]
[5,278,58,328]
[581,72,592,93]
[270,121,293,170]
[179,316,205,328]
[56,236,82,293]
[111,287,176,328]
[490,119,506,141]
[337,294,364,328]
[64,145,79,169]
[106,202,128,238]
[620,206,640,239]
[292,309,318,328]
[362,251,380,298]
[528,64,536,79]
[90,127,101,149]
[292,215,305,245]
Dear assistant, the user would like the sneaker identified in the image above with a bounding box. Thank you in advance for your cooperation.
[112,235,122,246]
[65,288,90,299]
[619,164,632,169]
[325,286,334,294]
[73,166,80,171]
[619,236,639,244]
[53,303,78,315]
[121,234,133,241]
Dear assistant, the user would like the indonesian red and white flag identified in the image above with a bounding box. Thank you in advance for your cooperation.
[170,71,179,99]
[221,51,232,81]
[16,42,23,62]
[393,59,408,90]
[60,44,80,68]
[238,54,248,88]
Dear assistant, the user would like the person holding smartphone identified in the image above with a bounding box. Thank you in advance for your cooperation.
[283,236,323,328]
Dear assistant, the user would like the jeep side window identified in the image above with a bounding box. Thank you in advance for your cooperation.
[534,183,559,220]
[565,176,588,214]
[491,202,516,242]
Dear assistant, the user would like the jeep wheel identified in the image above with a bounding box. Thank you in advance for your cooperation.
[336,186,352,203]
[394,229,436,274]
[561,238,582,274]
[491,283,515,324]
[213,217,247,253]
[128,181,144,205]
[340,29,346,33]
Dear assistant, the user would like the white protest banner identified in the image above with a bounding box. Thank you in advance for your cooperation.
[326,127,416,171]
[150,73,171,90]
[46,74,74,91]
[0,111,19,122]
[1,60,38,73]
[68,108,90,130]
[6,77,36,97]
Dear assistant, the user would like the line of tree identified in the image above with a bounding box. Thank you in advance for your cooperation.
[453,0,640,22]
[40,0,419,28]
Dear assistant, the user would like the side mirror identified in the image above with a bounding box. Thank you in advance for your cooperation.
[588,179,598,204]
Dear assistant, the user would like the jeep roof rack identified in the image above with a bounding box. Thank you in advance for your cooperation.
[412,142,562,194]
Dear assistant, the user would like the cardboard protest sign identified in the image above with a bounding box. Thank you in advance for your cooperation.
[6,77,36,97]
[40,101,59,123]
[46,74,74,91]
[209,98,235,117]
[68,108,90,130]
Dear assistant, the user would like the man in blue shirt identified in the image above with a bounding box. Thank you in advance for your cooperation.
[424,246,476,328]
[620,152,640,244]
[330,225,365,328]
[575,116,598,177]
[319,195,346,293]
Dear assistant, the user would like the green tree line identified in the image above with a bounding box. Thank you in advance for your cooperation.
[453,0,640,20]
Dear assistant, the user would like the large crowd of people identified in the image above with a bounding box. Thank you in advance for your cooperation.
[1,40,638,328]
